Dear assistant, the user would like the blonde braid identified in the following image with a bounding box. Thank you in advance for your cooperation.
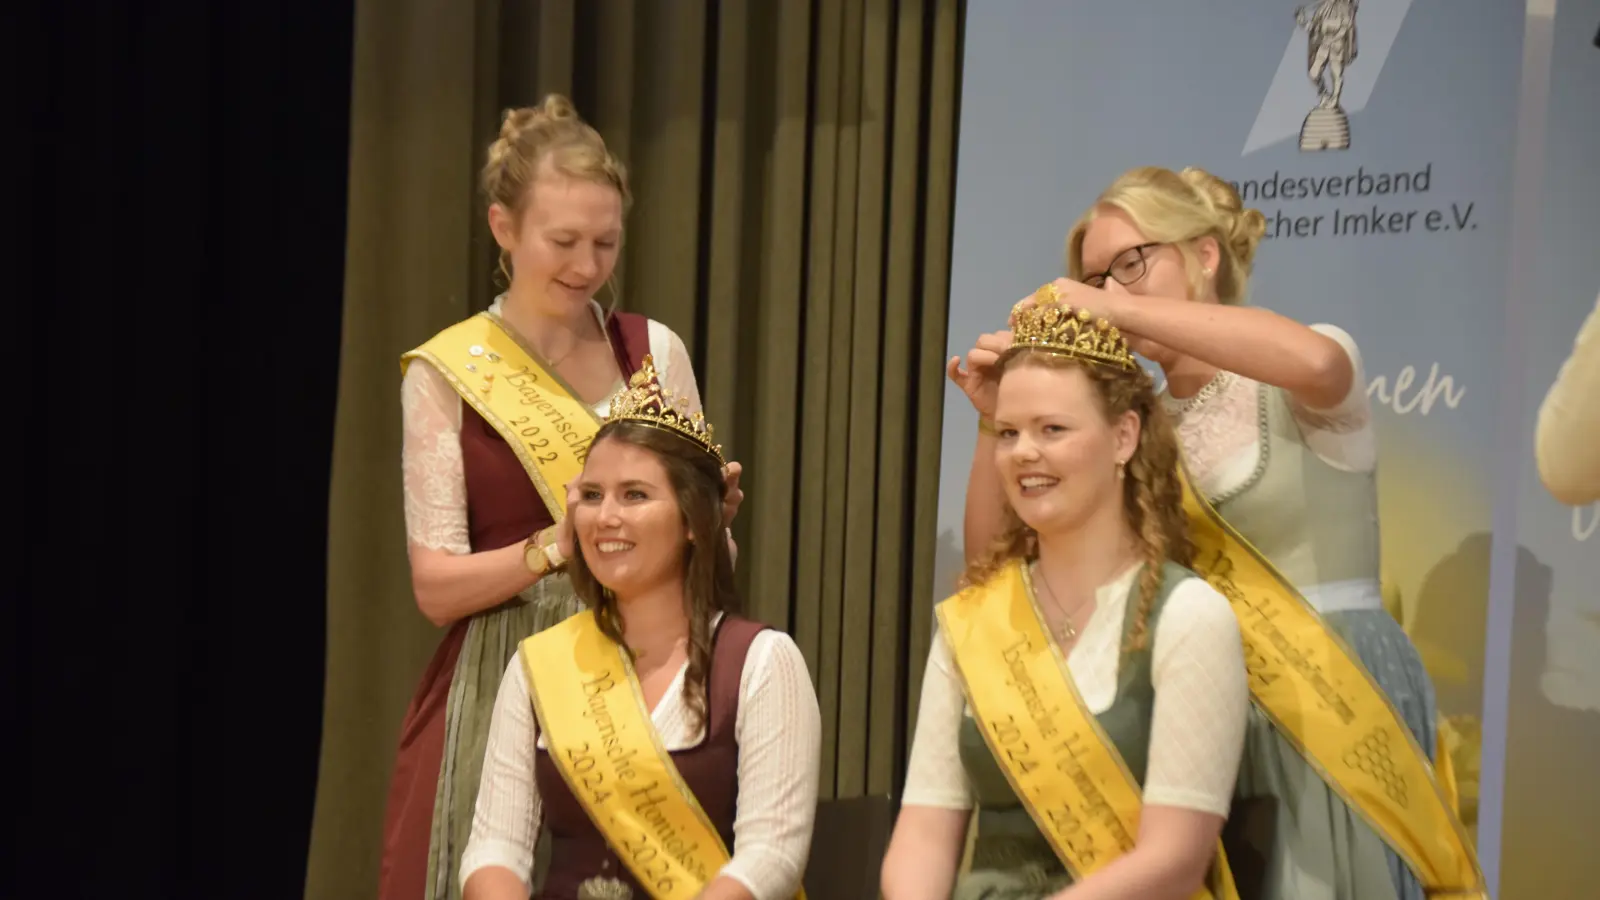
[1121,396,1192,651]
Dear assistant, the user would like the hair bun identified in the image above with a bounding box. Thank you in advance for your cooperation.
[1180,166,1266,269]
[497,94,581,145]
[532,93,578,123]
[1228,208,1268,268]
[1179,167,1236,212]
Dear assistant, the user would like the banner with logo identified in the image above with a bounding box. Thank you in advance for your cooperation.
[1493,1,1600,897]
[935,0,1531,876]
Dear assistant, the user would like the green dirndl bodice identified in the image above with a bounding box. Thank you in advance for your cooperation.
[951,562,1185,900]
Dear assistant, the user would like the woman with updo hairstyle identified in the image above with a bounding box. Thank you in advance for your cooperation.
[952,166,1463,900]
[884,304,1249,899]
[382,95,745,900]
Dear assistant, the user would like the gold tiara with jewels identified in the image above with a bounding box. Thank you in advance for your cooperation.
[1006,284,1138,371]
[604,355,725,465]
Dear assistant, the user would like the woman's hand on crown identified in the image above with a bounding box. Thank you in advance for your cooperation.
[947,329,1011,419]
[1008,277,1127,329]
[722,461,745,527]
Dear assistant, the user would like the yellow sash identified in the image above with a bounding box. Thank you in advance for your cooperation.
[400,313,602,520]
[1179,467,1487,899]
[937,561,1237,899]
[520,613,806,900]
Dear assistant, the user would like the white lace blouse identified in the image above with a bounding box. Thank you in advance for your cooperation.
[400,298,702,554]
[902,564,1250,816]
[1168,323,1376,499]
[460,623,823,899]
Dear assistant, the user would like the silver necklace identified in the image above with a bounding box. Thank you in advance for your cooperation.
[1161,369,1234,418]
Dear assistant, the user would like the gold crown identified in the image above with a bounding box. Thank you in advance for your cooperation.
[604,355,725,465]
[1007,284,1138,371]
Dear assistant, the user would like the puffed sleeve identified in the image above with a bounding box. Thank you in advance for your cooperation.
[1287,323,1377,473]
[400,361,472,554]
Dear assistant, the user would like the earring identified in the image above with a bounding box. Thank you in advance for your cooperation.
[1116,460,1126,479]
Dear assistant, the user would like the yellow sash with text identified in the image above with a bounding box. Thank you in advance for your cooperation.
[937,561,1237,899]
[520,613,806,900]
[400,313,600,519]
[1179,467,1487,899]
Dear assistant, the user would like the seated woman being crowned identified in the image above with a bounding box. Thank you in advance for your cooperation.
[881,293,1251,900]
[461,357,822,900]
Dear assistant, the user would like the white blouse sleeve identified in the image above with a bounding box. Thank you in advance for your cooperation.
[400,362,472,554]
[899,629,976,811]
[1141,578,1250,816]
[1536,293,1600,505]
[459,658,543,890]
[722,631,823,900]
[1286,323,1377,473]
[649,320,704,416]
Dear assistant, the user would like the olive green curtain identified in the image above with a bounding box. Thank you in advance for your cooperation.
[306,1,963,897]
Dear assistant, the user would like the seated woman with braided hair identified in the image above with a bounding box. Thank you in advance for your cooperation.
[461,358,821,900]
[880,299,1250,900]
[955,166,1485,900]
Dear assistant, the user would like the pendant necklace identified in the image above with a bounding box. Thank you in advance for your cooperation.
[1033,565,1093,643]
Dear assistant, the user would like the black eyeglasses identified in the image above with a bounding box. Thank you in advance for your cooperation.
[1082,242,1163,289]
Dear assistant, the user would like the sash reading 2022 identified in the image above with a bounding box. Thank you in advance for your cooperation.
[1228,164,1478,240]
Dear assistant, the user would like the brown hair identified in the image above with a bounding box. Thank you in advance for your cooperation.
[566,422,738,731]
[1066,166,1267,306]
[962,351,1192,650]
[481,94,631,285]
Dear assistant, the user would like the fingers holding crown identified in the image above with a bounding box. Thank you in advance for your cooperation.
[1009,278,1116,326]
[1008,282,1057,325]
[1008,278,1116,334]
[1005,278,1136,370]
[1009,279,1068,327]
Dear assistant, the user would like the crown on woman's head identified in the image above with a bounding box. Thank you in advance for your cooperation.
[604,355,725,465]
[1006,283,1138,372]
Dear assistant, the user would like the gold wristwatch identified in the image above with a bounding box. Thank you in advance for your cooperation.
[523,526,565,576]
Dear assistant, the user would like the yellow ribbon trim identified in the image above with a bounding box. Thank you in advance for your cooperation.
[401,313,601,520]
[937,561,1236,899]
[520,614,806,900]
[1179,466,1487,898]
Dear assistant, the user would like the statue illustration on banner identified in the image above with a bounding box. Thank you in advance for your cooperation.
[1297,0,1359,151]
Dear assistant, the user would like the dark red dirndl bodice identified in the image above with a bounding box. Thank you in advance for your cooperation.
[377,310,654,900]
[532,616,767,900]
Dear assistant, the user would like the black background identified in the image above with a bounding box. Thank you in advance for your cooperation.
[20,3,353,896]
